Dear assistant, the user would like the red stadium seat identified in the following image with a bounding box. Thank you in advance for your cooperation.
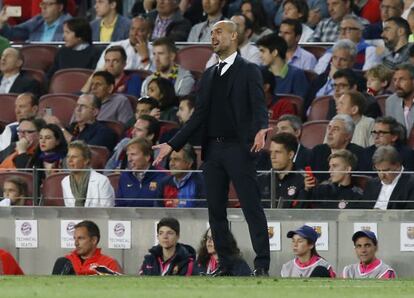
[228,182,240,208]
[307,96,332,121]
[22,67,46,93]
[107,173,120,193]
[352,175,372,191]
[176,45,213,73]
[194,146,202,169]
[41,172,66,206]
[409,127,414,149]
[0,171,34,205]
[276,94,303,116]
[21,45,58,72]
[375,94,388,115]
[49,68,93,94]
[100,120,125,142]
[300,120,329,149]
[125,94,139,111]
[39,93,77,127]
[0,93,18,124]
[159,120,179,138]
[124,69,153,81]
[89,145,110,169]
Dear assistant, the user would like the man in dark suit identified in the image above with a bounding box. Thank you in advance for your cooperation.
[0,47,40,96]
[364,145,414,209]
[154,20,271,276]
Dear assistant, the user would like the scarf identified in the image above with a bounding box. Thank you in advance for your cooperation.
[69,170,91,206]
[38,151,66,163]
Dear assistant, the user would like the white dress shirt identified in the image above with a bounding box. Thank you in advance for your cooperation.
[0,73,19,93]
[374,168,403,210]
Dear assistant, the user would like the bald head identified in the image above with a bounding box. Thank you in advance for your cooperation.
[211,20,238,59]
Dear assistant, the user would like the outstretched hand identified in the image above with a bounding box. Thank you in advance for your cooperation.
[152,143,173,166]
[250,128,273,152]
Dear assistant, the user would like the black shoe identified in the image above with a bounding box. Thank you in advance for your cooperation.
[211,267,233,277]
[253,268,269,277]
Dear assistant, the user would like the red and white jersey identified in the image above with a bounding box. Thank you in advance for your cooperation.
[342,259,396,279]
[281,255,336,278]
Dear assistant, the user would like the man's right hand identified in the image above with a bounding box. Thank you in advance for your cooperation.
[304,175,316,191]
[152,143,173,166]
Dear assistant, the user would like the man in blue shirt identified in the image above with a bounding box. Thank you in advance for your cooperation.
[256,32,309,99]
[116,137,167,207]
[0,0,71,42]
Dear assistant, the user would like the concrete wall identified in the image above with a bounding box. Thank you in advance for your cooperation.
[1,208,414,277]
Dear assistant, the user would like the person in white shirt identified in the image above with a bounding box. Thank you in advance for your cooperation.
[0,176,29,207]
[205,14,261,68]
[96,16,152,70]
[363,145,414,209]
[62,140,115,207]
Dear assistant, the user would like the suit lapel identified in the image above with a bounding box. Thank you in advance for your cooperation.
[225,56,242,102]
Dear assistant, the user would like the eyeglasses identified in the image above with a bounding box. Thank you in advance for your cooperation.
[339,27,360,33]
[39,1,58,8]
[370,130,391,135]
[17,129,37,135]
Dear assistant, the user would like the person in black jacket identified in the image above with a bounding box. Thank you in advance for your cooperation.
[363,145,414,209]
[299,149,364,209]
[194,228,251,276]
[139,217,196,276]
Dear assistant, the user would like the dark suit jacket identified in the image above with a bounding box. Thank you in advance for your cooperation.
[295,144,312,170]
[363,173,414,209]
[2,72,41,96]
[168,55,268,159]
[363,22,383,40]
[147,10,192,42]
[363,144,414,173]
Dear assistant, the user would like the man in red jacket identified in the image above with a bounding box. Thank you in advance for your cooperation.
[0,248,24,275]
[52,220,122,275]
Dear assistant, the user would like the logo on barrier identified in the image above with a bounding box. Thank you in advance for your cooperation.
[268,226,274,239]
[407,226,414,240]
[21,222,32,236]
[114,223,125,237]
[66,222,77,236]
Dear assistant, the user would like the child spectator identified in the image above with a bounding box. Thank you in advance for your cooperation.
[365,64,394,96]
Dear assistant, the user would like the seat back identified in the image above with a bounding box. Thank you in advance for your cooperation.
[276,93,304,116]
[300,120,329,148]
[100,120,125,142]
[176,45,213,73]
[22,67,46,93]
[352,175,372,191]
[159,120,179,138]
[39,93,78,127]
[307,96,332,121]
[21,45,58,72]
[49,68,93,93]
[0,93,18,124]
[107,173,120,193]
[41,172,66,206]
[89,145,110,169]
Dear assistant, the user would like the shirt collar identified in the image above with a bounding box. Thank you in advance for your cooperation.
[218,51,237,67]
[277,63,289,79]
[44,17,60,30]
[173,172,192,188]
[380,166,403,186]
[359,258,381,274]
[101,15,118,28]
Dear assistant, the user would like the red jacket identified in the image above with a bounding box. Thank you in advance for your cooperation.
[0,249,24,275]
[65,248,122,275]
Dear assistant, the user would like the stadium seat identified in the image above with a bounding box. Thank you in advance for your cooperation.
[0,93,18,124]
[49,68,93,94]
[124,69,152,81]
[302,45,327,59]
[125,94,139,111]
[375,94,388,115]
[228,182,240,208]
[21,45,58,72]
[300,120,329,148]
[159,120,179,138]
[39,93,77,127]
[107,173,120,192]
[176,45,213,73]
[194,146,202,169]
[304,70,318,84]
[22,67,46,93]
[89,145,110,169]
[41,172,66,206]
[276,93,304,116]
[100,120,125,142]
[0,171,34,205]
[352,175,372,191]
[409,127,414,149]
[307,96,332,121]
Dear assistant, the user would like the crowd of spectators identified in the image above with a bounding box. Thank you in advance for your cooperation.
[0,0,413,211]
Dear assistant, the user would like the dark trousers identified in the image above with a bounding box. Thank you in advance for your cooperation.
[203,140,270,270]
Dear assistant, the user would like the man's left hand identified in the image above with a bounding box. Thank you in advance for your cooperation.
[250,128,272,152]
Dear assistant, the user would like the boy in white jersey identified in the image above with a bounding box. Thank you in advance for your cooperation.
[343,230,396,279]
[281,225,336,278]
